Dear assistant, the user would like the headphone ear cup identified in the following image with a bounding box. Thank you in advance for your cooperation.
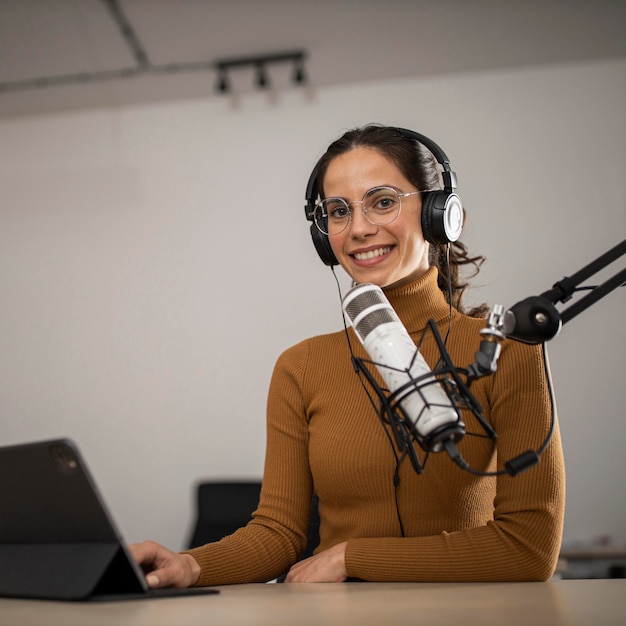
[310,223,339,266]
[421,191,464,245]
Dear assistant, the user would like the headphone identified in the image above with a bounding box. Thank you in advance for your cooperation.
[304,127,464,266]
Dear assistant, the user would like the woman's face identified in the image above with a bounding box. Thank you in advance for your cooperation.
[324,146,430,288]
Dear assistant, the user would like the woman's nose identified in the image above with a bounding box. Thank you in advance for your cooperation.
[348,203,376,236]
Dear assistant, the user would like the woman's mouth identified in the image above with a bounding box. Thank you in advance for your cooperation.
[352,246,392,261]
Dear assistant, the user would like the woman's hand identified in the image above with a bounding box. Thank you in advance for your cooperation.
[129,540,201,589]
[284,541,348,583]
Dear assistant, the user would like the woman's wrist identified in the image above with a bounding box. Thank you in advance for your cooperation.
[182,553,202,586]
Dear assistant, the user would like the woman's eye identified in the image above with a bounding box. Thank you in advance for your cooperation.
[328,203,349,219]
[373,195,396,211]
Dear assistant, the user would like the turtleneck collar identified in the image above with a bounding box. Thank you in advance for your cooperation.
[382,267,453,334]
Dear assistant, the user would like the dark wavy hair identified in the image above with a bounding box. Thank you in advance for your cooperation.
[315,124,488,317]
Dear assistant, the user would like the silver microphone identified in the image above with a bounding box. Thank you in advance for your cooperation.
[342,283,464,452]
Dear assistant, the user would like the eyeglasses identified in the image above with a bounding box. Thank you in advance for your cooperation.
[313,186,420,236]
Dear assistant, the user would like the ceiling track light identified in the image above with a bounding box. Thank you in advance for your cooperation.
[256,63,269,89]
[293,59,306,85]
[214,50,307,94]
[216,68,230,93]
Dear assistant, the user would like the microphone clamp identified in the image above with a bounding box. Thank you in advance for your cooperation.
[466,305,506,381]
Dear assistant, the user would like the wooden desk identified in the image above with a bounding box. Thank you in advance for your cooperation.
[0,580,624,626]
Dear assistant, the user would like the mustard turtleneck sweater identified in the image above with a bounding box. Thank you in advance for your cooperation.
[187,268,565,584]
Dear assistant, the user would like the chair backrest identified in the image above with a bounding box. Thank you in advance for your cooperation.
[187,480,262,549]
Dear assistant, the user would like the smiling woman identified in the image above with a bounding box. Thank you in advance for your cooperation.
[130,124,566,587]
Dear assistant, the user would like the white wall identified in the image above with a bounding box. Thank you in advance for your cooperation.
[1,58,625,551]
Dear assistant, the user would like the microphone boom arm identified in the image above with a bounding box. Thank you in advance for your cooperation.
[500,239,626,344]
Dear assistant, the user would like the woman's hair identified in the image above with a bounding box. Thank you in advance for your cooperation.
[315,124,488,317]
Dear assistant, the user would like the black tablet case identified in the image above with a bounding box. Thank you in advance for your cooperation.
[0,438,218,601]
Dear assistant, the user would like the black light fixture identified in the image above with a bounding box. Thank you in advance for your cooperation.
[216,67,230,93]
[214,50,307,94]
[290,51,308,86]
[293,57,307,85]
[256,62,269,89]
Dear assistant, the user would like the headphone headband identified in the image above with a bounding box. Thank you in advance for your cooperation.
[393,128,458,192]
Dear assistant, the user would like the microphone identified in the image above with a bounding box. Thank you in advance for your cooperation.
[342,283,465,453]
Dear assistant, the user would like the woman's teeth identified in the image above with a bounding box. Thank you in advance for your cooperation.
[353,247,391,261]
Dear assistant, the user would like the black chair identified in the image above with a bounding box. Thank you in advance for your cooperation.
[187,480,262,549]
[299,493,320,560]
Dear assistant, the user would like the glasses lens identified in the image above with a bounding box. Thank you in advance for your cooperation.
[363,187,401,225]
[315,198,350,235]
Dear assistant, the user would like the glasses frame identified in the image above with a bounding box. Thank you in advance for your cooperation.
[313,186,420,236]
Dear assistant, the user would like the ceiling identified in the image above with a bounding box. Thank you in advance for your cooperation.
[1,0,625,120]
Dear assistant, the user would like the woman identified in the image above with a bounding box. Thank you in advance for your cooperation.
[130,124,565,586]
